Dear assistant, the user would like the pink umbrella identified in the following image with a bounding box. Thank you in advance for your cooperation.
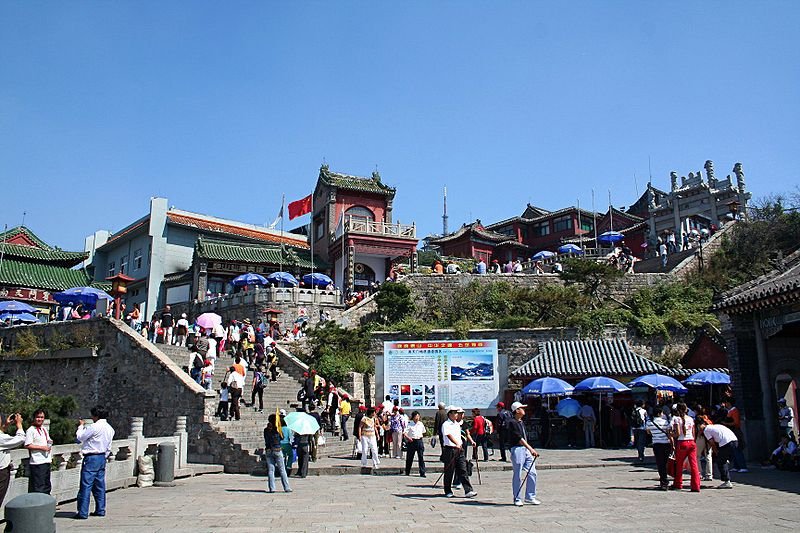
[195,312,222,330]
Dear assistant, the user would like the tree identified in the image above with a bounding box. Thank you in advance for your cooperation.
[0,379,78,444]
[375,282,414,324]
[304,323,373,384]
[559,258,624,306]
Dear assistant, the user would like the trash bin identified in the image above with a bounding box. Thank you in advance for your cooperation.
[3,492,56,533]
[155,442,176,485]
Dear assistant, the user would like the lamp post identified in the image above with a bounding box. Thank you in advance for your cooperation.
[106,273,134,320]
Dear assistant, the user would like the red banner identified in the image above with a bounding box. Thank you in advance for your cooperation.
[0,286,55,304]
[288,194,312,220]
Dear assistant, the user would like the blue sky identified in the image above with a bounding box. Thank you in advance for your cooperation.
[1,2,798,250]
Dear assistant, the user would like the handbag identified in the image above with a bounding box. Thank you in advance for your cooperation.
[666,453,677,478]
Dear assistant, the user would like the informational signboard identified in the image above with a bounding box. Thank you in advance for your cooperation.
[383,340,499,409]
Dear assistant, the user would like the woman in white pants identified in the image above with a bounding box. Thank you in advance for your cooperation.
[696,415,713,480]
[359,408,380,469]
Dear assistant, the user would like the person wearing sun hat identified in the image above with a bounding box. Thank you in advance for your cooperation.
[441,405,477,498]
[508,401,540,506]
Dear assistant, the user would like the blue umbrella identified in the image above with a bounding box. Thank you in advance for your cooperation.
[628,373,688,393]
[266,271,299,287]
[522,377,574,397]
[53,287,113,306]
[682,371,730,386]
[558,244,584,255]
[0,312,38,323]
[284,411,320,435]
[302,273,334,287]
[531,250,556,261]
[573,376,630,393]
[0,301,37,313]
[556,398,582,418]
[232,272,269,287]
[597,231,625,244]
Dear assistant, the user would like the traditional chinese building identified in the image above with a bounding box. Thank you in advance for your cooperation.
[310,165,418,293]
[714,249,800,458]
[85,198,312,320]
[628,160,751,244]
[0,226,102,320]
[427,220,528,263]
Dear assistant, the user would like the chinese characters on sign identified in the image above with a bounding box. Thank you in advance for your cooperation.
[384,340,499,410]
[0,286,55,304]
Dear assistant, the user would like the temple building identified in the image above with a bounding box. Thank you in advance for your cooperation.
[310,165,418,294]
[0,226,104,320]
[628,160,751,245]
[85,198,312,320]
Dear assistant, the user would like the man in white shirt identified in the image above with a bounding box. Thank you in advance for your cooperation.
[24,408,53,494]
[174,313,190,347]
[698,420,737,489]
[0,412,25,506]
[441,406,477,498]
[227,367,246,421]
[74,405,116,519]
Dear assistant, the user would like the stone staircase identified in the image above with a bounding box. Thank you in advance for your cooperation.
[156,343,352,473]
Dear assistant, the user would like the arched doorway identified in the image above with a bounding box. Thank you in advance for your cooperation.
[775,373,799,437]
[353,262,376,290]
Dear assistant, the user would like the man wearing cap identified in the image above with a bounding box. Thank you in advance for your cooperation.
[508,401,540,506]
[441,406,477,498]
[496,402,512,462]
[778,398,794,438]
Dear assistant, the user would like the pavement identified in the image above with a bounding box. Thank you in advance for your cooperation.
[53,448,800,532]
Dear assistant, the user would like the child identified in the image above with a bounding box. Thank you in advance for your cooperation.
[202,359,214,390]
[216,383,229,420]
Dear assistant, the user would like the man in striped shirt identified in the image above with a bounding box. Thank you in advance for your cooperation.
[646,406,672,490]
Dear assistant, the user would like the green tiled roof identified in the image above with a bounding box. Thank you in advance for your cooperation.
[319,165,396,196]
[195,238,328,270]
[0,258,106,292]
[0,226,88,267]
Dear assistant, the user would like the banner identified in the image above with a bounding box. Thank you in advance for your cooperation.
[288,194,312,220]
[383,340,499,409]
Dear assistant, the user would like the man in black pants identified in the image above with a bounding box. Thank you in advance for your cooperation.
[294,432,310,478]
[496,402,512,462]
[441,406,477,498]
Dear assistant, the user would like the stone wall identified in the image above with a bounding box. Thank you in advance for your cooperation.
[0,318,216,444]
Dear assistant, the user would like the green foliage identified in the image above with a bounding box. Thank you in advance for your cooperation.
[452,318,473,339]
[416,249,441,267]
[559,258,624,304]
[304,323,373,384]
[12,330,42,357]
[0,379,79,444]
[375,282,414,324]
[391,317,433,337]
[692,199,800,293]
[622,283,718,339]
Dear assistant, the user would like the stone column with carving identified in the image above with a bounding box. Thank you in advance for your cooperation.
[346,241,355,294]
[130,416,146,462]
[174,416,188,469]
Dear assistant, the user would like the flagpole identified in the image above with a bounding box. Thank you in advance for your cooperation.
[577,199,583,251]
[310,192,315,285]
[608,190,613,232]
[592,189,598,253]
[279,194,285,275]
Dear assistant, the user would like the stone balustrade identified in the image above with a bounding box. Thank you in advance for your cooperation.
[1,416,188,512]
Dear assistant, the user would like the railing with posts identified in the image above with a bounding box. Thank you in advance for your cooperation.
[338,216,416,239]
[1,416,189,511]
[198,286,342,310]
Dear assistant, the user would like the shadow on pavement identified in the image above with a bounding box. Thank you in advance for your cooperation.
[225,488,269,494]
[393,493,435,500]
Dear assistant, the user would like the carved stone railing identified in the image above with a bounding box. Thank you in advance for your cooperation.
[344,217,416,239]
[198,286,342,309]
[1,416,188,511]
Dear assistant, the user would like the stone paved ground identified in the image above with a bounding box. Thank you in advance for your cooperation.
[54,449,800,533]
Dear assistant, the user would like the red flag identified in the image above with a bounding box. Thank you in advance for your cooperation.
[288,194,312,220]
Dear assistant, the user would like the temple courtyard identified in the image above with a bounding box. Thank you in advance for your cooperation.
[54,449,800,532]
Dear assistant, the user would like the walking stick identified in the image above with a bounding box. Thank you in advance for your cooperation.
[473,443,482,485]
[513,455,538,502]
[433,450,460,488]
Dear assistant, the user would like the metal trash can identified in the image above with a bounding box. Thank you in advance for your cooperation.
[155,442,176,485]
[3,492,56,533]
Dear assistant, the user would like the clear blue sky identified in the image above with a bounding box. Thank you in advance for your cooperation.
[2,2,798,250]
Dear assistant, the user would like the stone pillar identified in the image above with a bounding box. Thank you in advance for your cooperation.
[174,416,188,469]
[130,416,145,460]
[753,316,777,442]
[411,250,418,274]
[197,261,208,302]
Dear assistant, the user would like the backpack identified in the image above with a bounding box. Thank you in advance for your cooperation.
[497,410,512,431]
[192,353,204,370]
[629,408,645,428]
[257,372,268,388]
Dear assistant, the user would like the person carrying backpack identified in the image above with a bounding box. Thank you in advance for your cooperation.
[250,365,267,412]
[496,402,513,462]
[630,400,648,462]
